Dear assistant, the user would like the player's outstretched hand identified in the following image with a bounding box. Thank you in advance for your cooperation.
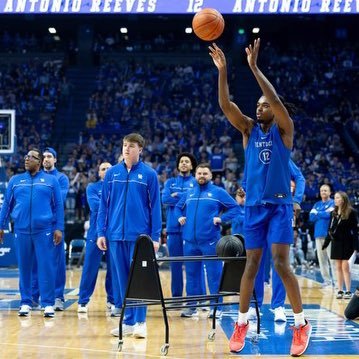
[245,38,260,69]
[209,43,227,70]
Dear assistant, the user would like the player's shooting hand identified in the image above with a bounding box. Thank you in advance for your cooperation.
[53,230,63,245]
[208,43,227,70]
[0,229,4,244]
[97,236,107,251]
[245,38,260,69]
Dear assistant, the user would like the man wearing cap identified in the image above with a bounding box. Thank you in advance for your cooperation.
[32,147,69,311]
[162,152,199,299]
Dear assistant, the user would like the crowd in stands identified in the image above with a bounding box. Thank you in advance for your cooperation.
[0,58,64,181]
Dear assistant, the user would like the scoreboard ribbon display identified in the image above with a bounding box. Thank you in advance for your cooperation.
[0,0,358,14]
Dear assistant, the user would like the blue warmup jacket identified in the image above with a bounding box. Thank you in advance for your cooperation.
[86,180,102,240]
[289,160,305,204]
[0,170,64,233]
[97,160,162,242]
[309,199,335,238]
[161,174,196,233]
[175,182,239,244]
[45,168,69,205]
[222,204,245,235]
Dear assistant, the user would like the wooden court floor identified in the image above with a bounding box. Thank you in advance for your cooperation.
[0,268,358,358]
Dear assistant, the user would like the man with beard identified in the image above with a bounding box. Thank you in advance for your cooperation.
[175,163,239,318]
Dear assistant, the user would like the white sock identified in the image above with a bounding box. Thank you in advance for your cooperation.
[237,311,248,325]
[294,311,306,327]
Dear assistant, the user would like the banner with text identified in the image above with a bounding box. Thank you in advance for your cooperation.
[0,0,358,14]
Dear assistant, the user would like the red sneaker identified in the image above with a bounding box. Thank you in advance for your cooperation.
[229,321,249,353]
[290,320,312,357]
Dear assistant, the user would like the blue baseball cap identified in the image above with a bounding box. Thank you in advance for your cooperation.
[43,147,57,158]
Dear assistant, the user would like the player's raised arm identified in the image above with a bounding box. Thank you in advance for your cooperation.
[209,43,253,141]
[246,38,294,149]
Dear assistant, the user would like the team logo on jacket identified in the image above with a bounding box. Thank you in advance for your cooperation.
[208,193,213,197]
[138,174,143,179]
[40,178,45,182]
[190,183,194,187]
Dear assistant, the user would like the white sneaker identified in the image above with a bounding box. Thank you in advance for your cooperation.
[106,302,115,311]
[133,322,147,339]
[54,298,64,311]
[110,324,135,337]
[43,306,55,318]
[247,307,258,320]
[77,304,88,313]
[273,306,287,322]
[18,305,32,317]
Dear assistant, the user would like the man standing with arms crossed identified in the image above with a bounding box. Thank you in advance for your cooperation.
[162,152,198,298]
[97,133,162,339]
[209,39,311,356]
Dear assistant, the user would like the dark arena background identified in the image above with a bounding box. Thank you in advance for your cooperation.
[0,1,358,358]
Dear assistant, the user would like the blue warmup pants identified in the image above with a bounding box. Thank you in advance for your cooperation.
[109,240,146,325]
[32,239,66,302]
[78,239,115,305]
[184,241,223,306]
[167,232,206,297]
[15,231,56,307]
[254,245,286,309]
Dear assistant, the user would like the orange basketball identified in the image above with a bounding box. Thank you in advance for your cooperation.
[192,8,225,42]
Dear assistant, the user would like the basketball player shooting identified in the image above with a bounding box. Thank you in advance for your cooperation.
[209,39,312,356]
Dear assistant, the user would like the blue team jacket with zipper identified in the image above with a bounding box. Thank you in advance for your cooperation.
[175,182,239,244]
[0,170,64,234]
[161,174,196,233]
[97,160,162,242]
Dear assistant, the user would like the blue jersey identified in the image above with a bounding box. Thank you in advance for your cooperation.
[0,171,64,234]
[244,124,291,206]
[161,175,196,233]
[97,161,162,242]
[175,182,239,244]
[86,180,103,241]
[309,199,335,237]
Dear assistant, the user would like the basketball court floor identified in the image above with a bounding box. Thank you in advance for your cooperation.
[0,266,358,358]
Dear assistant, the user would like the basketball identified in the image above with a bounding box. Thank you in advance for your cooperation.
[216,234,245,258]
[192,8,225,41]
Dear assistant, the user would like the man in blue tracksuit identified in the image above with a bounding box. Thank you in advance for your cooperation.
[0,149,64,318]
[78,161,116,314]
[97,133,161,339]
[32,147,69,311]
[175,163,239,318]
[309,184,335,286]
[162,152,201,298]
